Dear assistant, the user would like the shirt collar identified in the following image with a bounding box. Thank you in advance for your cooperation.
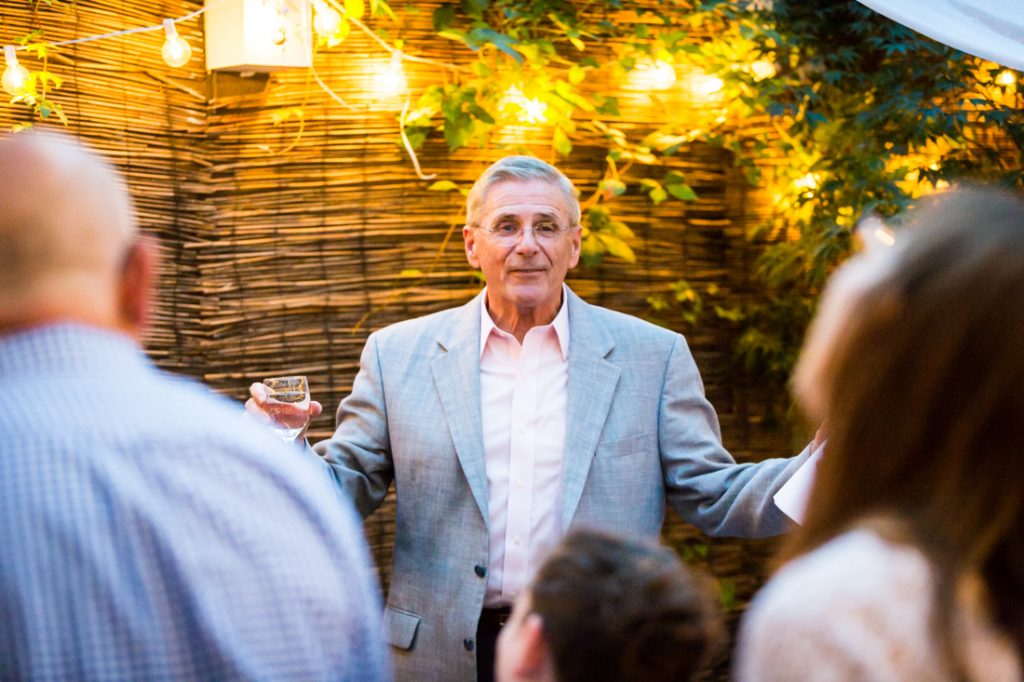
[479,284,571,360]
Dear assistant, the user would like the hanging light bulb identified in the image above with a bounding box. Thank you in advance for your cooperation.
[750,59,777,81]
[500,85,549,124]
[684,71,724,101]
[378,51,407,97]
[313,0,343,38]
[3,46,31,97]
[161,19,192,68]
[996,69,1017,87]
[625,57,676,91]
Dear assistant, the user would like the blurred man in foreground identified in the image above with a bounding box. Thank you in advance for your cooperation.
[495,528,723,682]
[0,132,390,681]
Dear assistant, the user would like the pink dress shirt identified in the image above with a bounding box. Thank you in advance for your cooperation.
[479,287,570,607]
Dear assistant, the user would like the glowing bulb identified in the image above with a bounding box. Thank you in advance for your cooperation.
[378,52,407,97]
[996,69,1017,87]
[313,0,343,37]
[793,172,820,196]
[500,85,548,124]
[3,46,30,97]
[750,59,776,81]
[626,58,676,91]
[685,72,724,101]
[645,59,677,90]
[161,19,192,68]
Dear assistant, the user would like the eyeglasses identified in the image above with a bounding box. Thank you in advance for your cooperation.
[473,220,570,243]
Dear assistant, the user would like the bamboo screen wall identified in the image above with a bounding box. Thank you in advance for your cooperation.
[1,0,797,675]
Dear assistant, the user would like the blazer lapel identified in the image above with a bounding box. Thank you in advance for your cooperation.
[561,289,620,528]
[432,292,489,524]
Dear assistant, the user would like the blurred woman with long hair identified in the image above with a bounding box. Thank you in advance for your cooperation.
[737,187,1024,681]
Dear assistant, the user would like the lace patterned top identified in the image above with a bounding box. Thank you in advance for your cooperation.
[735,528,1022,682]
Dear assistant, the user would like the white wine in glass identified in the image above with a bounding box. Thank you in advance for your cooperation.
[263,375,310,442]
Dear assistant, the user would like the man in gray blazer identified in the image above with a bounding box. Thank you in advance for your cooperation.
[251,156,809,682]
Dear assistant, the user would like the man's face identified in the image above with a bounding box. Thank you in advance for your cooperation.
[464,179,581,319]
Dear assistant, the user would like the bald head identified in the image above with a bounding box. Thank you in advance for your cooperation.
[0,132,144,332]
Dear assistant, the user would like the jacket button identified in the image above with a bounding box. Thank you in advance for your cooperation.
[463,638,474,652]
[474,564,486,578]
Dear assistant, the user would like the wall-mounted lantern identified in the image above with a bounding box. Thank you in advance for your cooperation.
[204,0,312,72]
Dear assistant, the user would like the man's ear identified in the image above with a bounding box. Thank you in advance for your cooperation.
[567,224,582,269]
[117,236,157,338]
[464,224,481,268]
[514,613,553,679]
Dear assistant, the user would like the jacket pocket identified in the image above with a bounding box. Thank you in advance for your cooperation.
[382,605,421,650]
[596,433,654,459]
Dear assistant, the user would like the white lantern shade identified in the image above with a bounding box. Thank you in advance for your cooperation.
[205,0,312,72]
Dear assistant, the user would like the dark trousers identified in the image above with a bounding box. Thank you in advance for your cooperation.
[476,607,511,682]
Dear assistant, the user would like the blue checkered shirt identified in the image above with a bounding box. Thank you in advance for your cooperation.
[0,324,391,681]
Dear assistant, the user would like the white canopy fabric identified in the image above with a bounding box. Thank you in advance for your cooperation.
[857,0,1024,72]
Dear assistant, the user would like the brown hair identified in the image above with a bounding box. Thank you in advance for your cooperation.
[529,528,722,682]
[788,186,1024,671]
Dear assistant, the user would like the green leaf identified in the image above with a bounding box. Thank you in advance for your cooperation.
[596,233,636,262]
[553,81,594,112]
[467,103,495,125]
[599,178,626,198]
[467,27,522,62]
[553,126,572,156]
[438,29,471,46]
[428,180,460,191]
[344,0,365,19]
[667,184,698,201]
[444,116,473,150]
[609,220,635,239]
[432,4,455,31]
[594,95,619,116]
[460,0,488,18]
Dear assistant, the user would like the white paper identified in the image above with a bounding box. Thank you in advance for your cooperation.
[773,441,825,524]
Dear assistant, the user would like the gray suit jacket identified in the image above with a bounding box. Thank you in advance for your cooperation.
[315,288,806,682]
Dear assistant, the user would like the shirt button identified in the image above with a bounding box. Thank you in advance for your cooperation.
[474,564,486,578]
[516,480,525,489]
[513,534,521,545]
[463,638,474,652]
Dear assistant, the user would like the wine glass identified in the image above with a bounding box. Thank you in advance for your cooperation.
[262,375,310,442]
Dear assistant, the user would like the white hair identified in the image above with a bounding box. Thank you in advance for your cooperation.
[465,156,581,227]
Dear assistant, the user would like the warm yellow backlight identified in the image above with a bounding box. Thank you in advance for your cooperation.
[996,69,1017,87]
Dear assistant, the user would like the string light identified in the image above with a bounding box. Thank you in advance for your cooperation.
[683,71,724,101]
[3,46,31,97]
[626,57,677,91]
[377,51,407,97]
[313,0,344,38]
[996,69,1016,87]
[161,19,192,68]
[793,172,820,197]
[750,59,776,81]
[500,85,548,124]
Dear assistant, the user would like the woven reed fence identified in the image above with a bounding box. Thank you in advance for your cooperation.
[1,1,797,677]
